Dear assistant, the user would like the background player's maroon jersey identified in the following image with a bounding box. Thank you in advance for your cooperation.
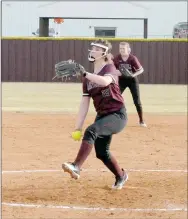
[83,64,125,115]
[113,54,142,74]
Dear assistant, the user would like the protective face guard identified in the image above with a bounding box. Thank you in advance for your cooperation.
[88,42,109,62]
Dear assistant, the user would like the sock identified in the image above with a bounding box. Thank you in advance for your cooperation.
[73,140,93,168]
[136,104,144,122]
[102,154,123,177]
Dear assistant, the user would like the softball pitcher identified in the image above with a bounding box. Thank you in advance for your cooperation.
[61,39,128,189]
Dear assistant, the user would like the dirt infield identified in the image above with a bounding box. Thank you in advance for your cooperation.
[2,83,187,219]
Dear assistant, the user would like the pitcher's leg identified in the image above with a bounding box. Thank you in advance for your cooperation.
[94,136,123,177]
[72,113,126,171]
[62,109,127,180]
[94,136,128,189]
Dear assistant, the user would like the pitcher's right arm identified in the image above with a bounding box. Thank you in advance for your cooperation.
[75,78,91,130]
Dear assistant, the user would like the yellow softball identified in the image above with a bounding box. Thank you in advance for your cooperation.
[71,130,82,141]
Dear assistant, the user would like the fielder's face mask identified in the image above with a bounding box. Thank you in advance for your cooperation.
[88,42,109,62]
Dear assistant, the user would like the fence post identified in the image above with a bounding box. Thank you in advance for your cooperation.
[39,17,49,37]
[144,18,148,39]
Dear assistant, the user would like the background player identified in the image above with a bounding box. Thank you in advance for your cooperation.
[62,39,128,190]
[113,42,147,127]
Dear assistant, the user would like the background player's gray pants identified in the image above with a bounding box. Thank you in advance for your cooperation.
[119,77,143,122]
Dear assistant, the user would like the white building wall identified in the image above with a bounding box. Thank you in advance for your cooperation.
[2,1,187,38]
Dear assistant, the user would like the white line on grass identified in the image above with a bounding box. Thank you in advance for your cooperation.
[2,202,187,212]
[2,169,187,174]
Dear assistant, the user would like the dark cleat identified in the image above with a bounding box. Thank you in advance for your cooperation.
[112,169,128,190]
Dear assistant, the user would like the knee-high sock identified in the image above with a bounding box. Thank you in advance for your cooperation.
[101,154,123,177]
[73,140,92,168]
[135,104,144,122]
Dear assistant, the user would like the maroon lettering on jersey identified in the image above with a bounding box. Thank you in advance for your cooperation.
[82,64,124,115]
[113,54,142,73]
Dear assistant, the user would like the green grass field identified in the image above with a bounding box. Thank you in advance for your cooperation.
[2,83,187,114]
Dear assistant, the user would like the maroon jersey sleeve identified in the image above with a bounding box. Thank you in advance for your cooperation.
[132,56,143,72]
[82,78,90,96]
[103,64,119,85]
